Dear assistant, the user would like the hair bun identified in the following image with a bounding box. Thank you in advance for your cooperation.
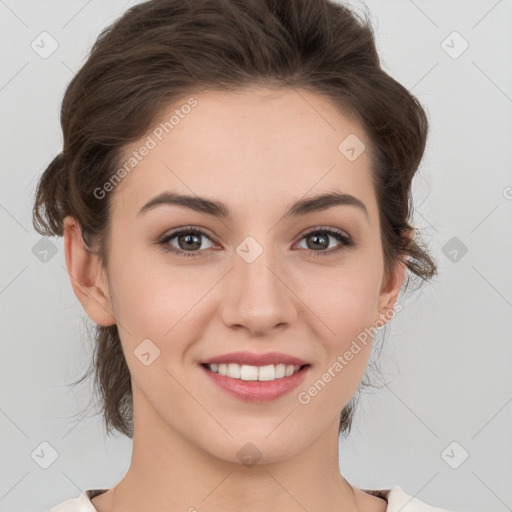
[32,152,69,237]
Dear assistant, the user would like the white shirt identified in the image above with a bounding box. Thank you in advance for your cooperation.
[48,486,456,511]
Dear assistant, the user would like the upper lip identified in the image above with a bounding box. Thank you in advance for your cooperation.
[201,351,309,367]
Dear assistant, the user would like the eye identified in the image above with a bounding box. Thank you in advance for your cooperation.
[157,225,355,258]
[158,227,215,258]
[295,227,355,257]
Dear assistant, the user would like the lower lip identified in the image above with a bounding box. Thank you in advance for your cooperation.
[200,364,310,403]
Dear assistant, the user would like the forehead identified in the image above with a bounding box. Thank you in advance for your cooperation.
[110,87,377,224]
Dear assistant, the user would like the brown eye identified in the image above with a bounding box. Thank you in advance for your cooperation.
[296,227,355,256]
[159,228,214,257]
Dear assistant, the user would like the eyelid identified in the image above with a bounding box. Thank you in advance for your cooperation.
[299,225,350,239]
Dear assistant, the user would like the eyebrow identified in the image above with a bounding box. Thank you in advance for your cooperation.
[138,190,368,220]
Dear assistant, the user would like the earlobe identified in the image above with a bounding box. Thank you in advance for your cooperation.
[63,216,116,326]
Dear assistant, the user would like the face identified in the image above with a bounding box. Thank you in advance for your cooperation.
[67,86,405,465]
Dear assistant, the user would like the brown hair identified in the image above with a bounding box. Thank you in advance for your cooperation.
[32,0,437,439]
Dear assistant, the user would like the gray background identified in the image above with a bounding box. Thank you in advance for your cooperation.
[1,1,511,511]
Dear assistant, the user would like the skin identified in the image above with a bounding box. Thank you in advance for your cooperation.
[64,86,406,512]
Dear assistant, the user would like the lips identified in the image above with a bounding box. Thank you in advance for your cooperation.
[201,351,309,367]
[199,351,311,402]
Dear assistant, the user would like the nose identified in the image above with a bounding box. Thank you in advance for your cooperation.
[219,244,298,337]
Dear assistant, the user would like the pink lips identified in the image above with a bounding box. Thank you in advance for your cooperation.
[200,351,311,403]
[201,351,309,367]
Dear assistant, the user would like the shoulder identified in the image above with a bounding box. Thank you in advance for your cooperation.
[49,489,108,512]
[363,486,457,512]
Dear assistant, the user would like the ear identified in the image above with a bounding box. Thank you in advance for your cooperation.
[63,216,116,326]
[375,259,406,324]
[374,230,411,325]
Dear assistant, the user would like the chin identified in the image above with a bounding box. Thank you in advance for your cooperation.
[213,439,300,467]
[194,419,312,467]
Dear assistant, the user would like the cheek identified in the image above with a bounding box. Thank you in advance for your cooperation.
[295,256,382,398]
[106,255,206,404]
[304,255,382,340]
[107,239,184,326]
[295,285,378,420]
[106,248,218,369]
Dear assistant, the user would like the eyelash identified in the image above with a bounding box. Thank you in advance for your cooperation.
[157,225,355,259]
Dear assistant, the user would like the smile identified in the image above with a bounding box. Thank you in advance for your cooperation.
[200,353,311,402]
[204,363,303,381]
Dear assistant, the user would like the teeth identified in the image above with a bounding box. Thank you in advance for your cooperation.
[208,363,302,381]
[258,365,275,381]
[240,364,258,380]
[275,363,286,378]
[227,363,241,378]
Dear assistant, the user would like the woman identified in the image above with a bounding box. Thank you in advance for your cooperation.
[33,0,453,510]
